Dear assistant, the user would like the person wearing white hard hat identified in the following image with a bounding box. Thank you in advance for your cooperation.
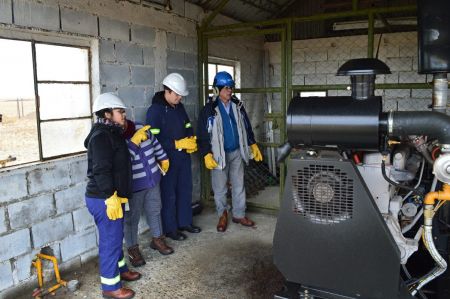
[145,73,201,242]
[84,93,143,299]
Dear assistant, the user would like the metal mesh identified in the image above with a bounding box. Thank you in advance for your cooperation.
[292,164,354,224]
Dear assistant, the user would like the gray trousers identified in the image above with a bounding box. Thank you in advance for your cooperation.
[124,186,162,247]
[211,149,246,218]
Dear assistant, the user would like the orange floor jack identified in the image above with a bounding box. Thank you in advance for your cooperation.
[31,253,67,298]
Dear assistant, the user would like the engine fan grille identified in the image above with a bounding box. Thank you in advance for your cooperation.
[292,164,354,224]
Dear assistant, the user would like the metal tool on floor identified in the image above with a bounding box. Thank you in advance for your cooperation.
[31,253,68,298]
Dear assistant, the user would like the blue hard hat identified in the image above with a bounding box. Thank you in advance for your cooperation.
[213,71,235,88]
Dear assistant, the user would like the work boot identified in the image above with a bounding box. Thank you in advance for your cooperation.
[102,287,135,299]
[150,236,174,255]
[120,270,141,282]
[127,245,146,267]
[217,210,228,232]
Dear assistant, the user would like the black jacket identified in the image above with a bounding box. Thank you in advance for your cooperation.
[84,123,132,199]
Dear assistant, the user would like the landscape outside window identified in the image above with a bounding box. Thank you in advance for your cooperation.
[0,38,92,168]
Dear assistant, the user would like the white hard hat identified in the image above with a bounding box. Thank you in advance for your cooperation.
[162,73,189,96]
[92,93,126,113]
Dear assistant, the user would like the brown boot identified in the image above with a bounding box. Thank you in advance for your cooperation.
[150,236,174,255]
[232,216,255,227]
[217,210,228,232]
[102,287,135,299]
[127,245,146,267]
[120,270,141,281]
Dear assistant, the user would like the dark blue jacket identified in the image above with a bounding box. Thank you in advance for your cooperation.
[198,95,256,158]
[146,91,194,158]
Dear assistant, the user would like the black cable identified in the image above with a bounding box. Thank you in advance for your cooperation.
[381,160,423,196]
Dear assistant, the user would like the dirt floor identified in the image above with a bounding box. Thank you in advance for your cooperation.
[17,208,285,299]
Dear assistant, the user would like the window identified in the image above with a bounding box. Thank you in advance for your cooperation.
[300,91,327,97]
[208,63,236,94]
[0,38,92,168]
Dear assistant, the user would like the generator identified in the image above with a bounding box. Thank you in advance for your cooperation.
[273,1,450,298]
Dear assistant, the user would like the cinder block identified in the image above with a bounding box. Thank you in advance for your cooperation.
[337,90,351,97]
[350,48,367,59]
[316,61,339,74]
[55,184,86,214]
[167,50,184,69]
[0,229,31,261]
[167,69,194,87]
[326,74,349,85]
[143,46,155,66]
[80,247,97,265]
[305,74,326,85]
[73,207,94,231]
[99,17,129,41]
[167,33,176,50]
[118,86,146,107]
[293,62,315,75]
[398,98,430,111]
[185,1,203,22]
[100,64,130,86]
[0,172,28,204]
[99,40,116,63]
[386,57,412,72]
[27,165,70,195]
[8,194,54,229]
[0,0,12,24]
[0,207,6,234]
[378,45,400,59]
[383,99,398,112]
[14,0,59,31]
[69,158,87,185]
[61,8,97,36]
[131,66,155,86]
[175,35,194,53]
[131,25,155,47]
[101,85,118,93]
[384,73,399,84]
[59,256,81,273]
[327,47,350,61]
[184,53,196,70]
[385,89,411,99]
[32,214,73,248]
[411,89,432,99]
[304,49,327,62]
[292,75,304,85]
[144,87,155,106]
[115,42,143,65]
[12,253,32,283]
[60,228,96,262]
[292,49,305,62]
[399,71,426,84]
[0,261,13,292]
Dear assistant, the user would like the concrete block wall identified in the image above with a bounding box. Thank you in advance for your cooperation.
[0,156,93,293]
[265,32,444,112]
[0,0,265,295]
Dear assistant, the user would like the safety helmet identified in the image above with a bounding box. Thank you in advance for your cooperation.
[162,73,189,96]
[92,93,126,113]
[213,71,235,88]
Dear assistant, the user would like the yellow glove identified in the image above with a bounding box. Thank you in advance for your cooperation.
[105,191,125,220]
[204,153,218,170]
[175,136,197,151]
[186,137,198,153]
[159,159,170,173]
[250,143,263,162]
[131,125,151,146]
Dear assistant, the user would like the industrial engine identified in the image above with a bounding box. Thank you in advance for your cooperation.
[273,1,450,298]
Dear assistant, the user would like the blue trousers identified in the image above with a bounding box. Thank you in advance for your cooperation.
[160,155,193,234]
[85,197,129,291]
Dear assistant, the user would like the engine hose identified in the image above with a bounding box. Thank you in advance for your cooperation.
[381,160,423,196]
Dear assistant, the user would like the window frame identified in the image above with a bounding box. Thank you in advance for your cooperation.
[0,34,94,167]
[207,61,236,89]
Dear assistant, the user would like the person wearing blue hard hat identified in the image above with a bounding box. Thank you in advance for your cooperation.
[198,71,263,232]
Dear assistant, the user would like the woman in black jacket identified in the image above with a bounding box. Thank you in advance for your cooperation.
[84,93,141,299]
